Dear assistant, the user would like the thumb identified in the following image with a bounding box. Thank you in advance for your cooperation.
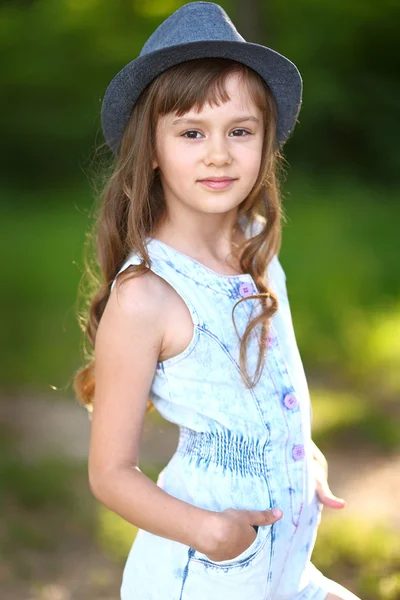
[250,508,283,527]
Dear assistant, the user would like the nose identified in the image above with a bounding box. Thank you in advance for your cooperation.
[204,133,232,167]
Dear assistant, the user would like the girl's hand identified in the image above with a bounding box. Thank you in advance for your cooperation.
[312,440,346,509]
[200,507,283,562]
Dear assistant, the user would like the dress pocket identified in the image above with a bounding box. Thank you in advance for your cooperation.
[182,525,274,600]
[191,522,270,569]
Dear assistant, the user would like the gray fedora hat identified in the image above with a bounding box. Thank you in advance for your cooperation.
[101,1,303,156]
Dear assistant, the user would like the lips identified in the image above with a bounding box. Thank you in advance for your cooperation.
[198,178,236,182]
[198,178,236,190]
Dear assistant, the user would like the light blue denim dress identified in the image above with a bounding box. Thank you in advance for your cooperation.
[112,218,331,600]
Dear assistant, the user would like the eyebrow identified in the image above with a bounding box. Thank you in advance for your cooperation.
[171,115,260,126]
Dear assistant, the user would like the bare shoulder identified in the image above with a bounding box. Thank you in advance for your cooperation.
[95,266,171,391]
[108,265,171,320]
[88,268,175,485]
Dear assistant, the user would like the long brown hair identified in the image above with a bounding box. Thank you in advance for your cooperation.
[74,57,288,416]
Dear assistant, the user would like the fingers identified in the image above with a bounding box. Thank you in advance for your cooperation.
[316,480,346,509]
[250,508,283,527]
[318,490,346,509]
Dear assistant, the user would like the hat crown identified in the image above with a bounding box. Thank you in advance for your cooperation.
[140,2,245,57]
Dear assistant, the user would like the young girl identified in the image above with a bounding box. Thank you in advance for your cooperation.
[75,3,360,599]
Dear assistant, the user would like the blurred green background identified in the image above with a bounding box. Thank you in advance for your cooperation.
[1,1,399,599]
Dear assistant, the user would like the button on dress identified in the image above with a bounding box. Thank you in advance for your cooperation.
[111,217,331,600]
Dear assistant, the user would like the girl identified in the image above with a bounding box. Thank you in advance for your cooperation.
[75,3,360,599]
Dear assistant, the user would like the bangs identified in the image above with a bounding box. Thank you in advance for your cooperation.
[151,57,275,122]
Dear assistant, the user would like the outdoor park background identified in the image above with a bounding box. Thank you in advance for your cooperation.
[1,0,399,599]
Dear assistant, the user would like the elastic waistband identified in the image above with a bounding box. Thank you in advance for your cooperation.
[176,426,269,477]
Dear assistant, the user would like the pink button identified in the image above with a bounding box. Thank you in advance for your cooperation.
[238,282,253,297]
[292,444,305,461]
[283,393,298,410]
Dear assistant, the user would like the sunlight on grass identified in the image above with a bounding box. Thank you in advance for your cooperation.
[96,504,137,562]
[342,301,400,395]
[315,516,400,567]
[310,387,400,450]
[313,516,400,599]
[310,388,367,437]
[378,573,400,600]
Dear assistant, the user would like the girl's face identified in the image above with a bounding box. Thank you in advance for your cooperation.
[153,71,264,222]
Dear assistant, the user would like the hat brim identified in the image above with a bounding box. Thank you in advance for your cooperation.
[101,40,303,155]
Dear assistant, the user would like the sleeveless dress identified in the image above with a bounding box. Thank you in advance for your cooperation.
[111,218,331,600]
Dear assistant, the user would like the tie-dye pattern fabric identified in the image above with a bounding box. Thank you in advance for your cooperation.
[112,218,331,599]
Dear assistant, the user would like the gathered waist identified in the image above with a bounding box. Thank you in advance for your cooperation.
[176,426,271,477]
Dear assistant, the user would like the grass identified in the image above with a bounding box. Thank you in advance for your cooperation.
[310,387,400,451]
[312,516,400,600]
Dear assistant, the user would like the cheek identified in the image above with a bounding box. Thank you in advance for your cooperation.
[234,150,262,190]
[164,145,196,174]
[241,149,262,177]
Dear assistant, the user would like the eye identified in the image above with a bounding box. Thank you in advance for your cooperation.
[181,128,252,139]
[182,130,202,139]
[230,129,251,137]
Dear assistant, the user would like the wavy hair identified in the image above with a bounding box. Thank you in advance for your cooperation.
[74,57,288,416]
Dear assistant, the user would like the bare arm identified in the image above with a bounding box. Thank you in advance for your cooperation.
[88,270,215,553]
[90,462,213,550]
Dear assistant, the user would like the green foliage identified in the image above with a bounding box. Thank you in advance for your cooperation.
[313,516,400,600]
[1,186,90,391]
[0,0,398,187]
[281,176,400,399]
[311,387,400,450]
[269,0,400,184]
